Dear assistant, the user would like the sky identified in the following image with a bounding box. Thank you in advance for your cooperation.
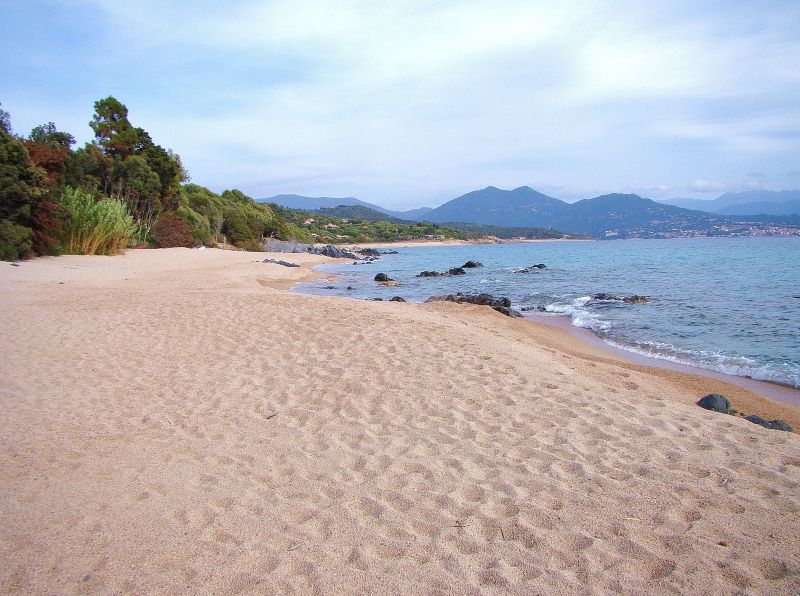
[2,0,799,210]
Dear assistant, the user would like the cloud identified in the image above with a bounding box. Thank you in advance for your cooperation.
[689,179,726,193]
[4,0,800,207]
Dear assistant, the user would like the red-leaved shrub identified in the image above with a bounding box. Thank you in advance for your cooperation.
[154,214,195,248]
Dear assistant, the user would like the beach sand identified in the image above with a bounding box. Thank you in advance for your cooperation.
[1,248,798,593]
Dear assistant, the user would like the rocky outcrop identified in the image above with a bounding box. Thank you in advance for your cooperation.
[696,393,794,432]
[309,244,361,259]
[374,273,393,282]
[591,293,650,304]
[426,293,521,317]
[389,296,406,302]
[416,267,466,278]
[513,264,546,273]
[697,393,729,413]
[462,261,483,268]
[744,416,793,432]
[262,258,300,268]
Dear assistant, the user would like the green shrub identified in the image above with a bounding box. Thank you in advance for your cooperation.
[153,213,195,247]
[236,238,264,252]
[60,187,136,255]
[0,219,34,260]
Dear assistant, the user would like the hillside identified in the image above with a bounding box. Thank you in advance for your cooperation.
[262,194,428,221]
[269,204,471,244]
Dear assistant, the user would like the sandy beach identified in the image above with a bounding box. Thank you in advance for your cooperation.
[1,248,799,593]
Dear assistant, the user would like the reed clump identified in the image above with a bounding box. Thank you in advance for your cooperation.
[60,187,136,255]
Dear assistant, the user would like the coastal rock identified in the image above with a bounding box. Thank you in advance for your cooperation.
[744,415,794,432]
[426,293,519,317]
[416,267,466,278]
[591,293,650,304]
[379,281,400,287]
[262,238,310,253]
[513,264,547,273]
[374,273,393,282]
[358,248,381,256]
[262,258,300,268]
[462,261,483,268]
[389,296,406,302]
[346,286,354,290]
[310,244,361,260]
[697,394,730,413]
[520,306,547,312]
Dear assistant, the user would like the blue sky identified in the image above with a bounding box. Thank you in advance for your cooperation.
[2,0,799,209]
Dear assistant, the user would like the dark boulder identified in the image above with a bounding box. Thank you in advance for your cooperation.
[513,264,547,273]
[389,296,406,302]
[697,394,730,413]
[374,273,393,282]
[462,261,483,268]
[417,271,441,278]
[262,258,300,268]
[591,293,650,304]
[745,415,794,432]
[309,244,361,259]
[346,286,354,290]
[358,248,381,256]
[372,298,384,301]
[426,293,518,317]
[447,267,466,276]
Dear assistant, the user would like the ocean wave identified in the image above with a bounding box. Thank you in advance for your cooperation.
[543,296,610,332]
[604,338,800,389]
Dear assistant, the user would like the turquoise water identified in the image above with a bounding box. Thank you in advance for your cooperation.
[296,237,800,388]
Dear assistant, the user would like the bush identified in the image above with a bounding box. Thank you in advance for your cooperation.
[175,205,211,243]
[236,238,265,252]
[154,213,195,248]
[60,187,135,255]
[0,219,34,260]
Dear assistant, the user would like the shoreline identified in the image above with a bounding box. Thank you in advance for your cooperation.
[2,248,799,592]
[525,311,800,407]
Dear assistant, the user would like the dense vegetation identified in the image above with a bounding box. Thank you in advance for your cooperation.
[272,204,473,244]
[0,98,294,260]
[440,222,573,239]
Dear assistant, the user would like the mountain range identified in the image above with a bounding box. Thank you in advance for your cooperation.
[658,190,800,216]
[261,188,800,238]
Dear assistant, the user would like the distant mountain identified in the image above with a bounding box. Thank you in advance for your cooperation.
[660,190,800,215]
[558,194,725,236]
[423,186,570,226]
[401,206,434,220]
[423,188,733,237]
[261,194,430,221]
[717,198,800,216]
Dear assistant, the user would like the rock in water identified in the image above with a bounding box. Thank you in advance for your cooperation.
[374,273,393,282]
[417,271,441,278]
[389,296,406,302]
[447,268,466,276]
[697,394,730,413]
[462,261,483,268]
[591,293,650,304]
[358,248,381,256]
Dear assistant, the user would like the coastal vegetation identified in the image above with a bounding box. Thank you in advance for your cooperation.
[271,204,473,244]
[0,98,297,260]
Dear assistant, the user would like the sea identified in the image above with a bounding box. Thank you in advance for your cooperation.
[295,237,800,390]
